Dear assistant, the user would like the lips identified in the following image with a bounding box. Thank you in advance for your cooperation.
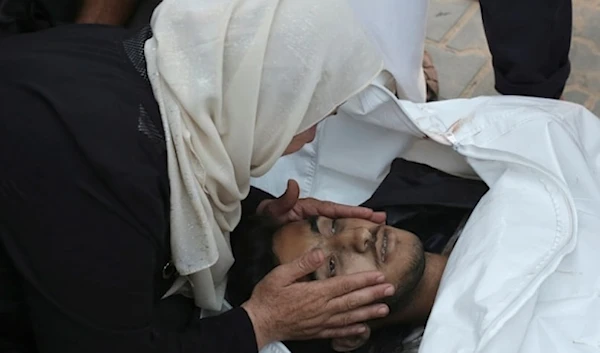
[379,232,388,263]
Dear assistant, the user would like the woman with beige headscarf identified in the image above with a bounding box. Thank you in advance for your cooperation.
[0,0,395,352]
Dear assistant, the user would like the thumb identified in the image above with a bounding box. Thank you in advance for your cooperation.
[273,248,324,285]
[280,179,300,209]
[258,179,300,218]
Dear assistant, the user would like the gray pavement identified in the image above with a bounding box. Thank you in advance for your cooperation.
[426,0,600,117]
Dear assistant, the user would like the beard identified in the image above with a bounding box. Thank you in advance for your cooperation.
[383,240,426,314]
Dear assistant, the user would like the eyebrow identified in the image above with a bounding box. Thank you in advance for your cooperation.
[307,216,321,235]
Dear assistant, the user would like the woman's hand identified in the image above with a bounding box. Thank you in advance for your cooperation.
[257,180,386,224]
[241,249,394,349]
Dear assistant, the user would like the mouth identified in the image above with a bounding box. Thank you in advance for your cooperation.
[380,231,388,263]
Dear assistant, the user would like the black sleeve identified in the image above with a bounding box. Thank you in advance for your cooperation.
[1,217,258,353]
[0,79,258,353]
[166,307,258,353]
[241,186,275,217]
[479,0,572,98]
[0,149,258,353]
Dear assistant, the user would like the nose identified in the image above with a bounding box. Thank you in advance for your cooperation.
[351,227,374,253]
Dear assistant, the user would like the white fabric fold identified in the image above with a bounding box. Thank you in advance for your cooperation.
[254,92,600,352]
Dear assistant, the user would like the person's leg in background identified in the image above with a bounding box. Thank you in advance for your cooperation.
[479,0,572,99]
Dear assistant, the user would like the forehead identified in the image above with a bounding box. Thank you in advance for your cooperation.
[272,219,318,264]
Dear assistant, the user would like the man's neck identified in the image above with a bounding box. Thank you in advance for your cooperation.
[372,253,448,329]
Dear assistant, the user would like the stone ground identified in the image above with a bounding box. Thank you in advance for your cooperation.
[426,0,600,116]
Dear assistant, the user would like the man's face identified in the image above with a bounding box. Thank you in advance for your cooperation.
[272,216,425,307]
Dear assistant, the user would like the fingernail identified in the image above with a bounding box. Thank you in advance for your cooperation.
[384,285,395,296]
[377,305,389,315]
[356,325,366,333]
[376,274,386,283]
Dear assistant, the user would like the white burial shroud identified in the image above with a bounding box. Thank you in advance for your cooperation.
[252,82,600,353]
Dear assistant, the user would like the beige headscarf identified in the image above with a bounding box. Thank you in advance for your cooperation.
[145,0,383,310]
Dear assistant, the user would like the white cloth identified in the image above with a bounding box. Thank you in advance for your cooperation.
[145,0,382,310]
[251,76,463,205]
[252,0,429,199]
[347,0,428,102]
[252,89,600,352]
[413,98,600,353]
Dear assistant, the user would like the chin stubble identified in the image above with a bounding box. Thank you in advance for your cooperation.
[384,241,426,314]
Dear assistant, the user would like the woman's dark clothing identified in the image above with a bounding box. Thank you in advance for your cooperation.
[479,0,572,99]
[0,25,256,353]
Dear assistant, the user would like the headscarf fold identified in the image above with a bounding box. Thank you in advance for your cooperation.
[145,0,383,310]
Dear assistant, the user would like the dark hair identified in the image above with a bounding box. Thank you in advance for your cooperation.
[226,215,282,307]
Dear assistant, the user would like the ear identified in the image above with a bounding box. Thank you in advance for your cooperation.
[331,326,371,352]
